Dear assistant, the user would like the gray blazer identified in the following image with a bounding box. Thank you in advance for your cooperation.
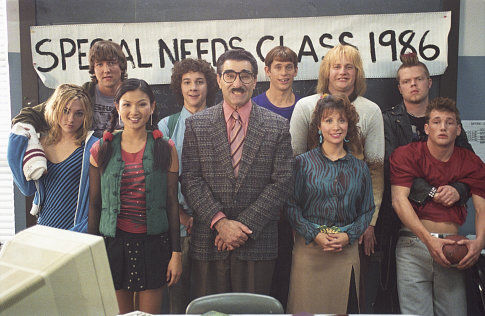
[181,101,295,261]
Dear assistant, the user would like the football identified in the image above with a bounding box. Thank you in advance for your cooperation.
[442,235,468,265]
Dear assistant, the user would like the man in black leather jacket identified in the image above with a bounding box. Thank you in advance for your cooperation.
[370,54,473,313]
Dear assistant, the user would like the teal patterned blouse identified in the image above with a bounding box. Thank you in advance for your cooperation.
[287,147,374,244]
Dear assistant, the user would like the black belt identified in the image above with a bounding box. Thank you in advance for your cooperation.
[399,230,454,239]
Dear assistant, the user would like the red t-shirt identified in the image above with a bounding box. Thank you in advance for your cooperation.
[390,141,485,225]
[91,141,147,233]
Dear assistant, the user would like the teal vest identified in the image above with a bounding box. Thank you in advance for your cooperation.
[99,131,169,237]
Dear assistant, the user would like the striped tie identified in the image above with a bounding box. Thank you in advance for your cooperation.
[230,111,244,177]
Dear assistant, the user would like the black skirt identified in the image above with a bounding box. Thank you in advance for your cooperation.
[104,229,172,291]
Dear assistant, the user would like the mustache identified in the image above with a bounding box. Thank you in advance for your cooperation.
[231,87,245,93]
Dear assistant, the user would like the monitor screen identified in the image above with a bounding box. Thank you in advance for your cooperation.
[0,225,118,315]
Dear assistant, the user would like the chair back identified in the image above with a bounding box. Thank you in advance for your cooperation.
[186,292,284,314]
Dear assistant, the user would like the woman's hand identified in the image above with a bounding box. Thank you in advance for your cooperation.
[314,232,349,252]
[166,252,182,286]
[326,232,349,250]
[314,232,341,252]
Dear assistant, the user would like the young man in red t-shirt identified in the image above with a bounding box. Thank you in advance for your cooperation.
[390,97,485,316]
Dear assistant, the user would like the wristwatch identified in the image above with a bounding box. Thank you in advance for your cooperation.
[428,186,437,198]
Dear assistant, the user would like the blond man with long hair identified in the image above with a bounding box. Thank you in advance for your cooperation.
[8,84,98,232]
[290,44,384,255]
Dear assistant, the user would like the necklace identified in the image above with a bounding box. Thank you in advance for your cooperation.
[321,147,346,161]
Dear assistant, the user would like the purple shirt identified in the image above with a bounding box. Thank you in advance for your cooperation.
[252,91,301,120]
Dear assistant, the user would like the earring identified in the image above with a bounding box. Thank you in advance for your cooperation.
[344,137,349,143]
[150,114,153,126]
[118,114,121,127]
[318,130,323,144]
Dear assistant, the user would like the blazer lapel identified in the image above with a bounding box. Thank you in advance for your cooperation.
[235,102,264,192]
[210,104,236,182]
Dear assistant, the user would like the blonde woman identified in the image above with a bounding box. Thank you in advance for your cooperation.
[8,84,97,232]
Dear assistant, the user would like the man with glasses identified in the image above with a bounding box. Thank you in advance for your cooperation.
[390,97,485,316]
[12,40,127,181]
[181,49,294,298]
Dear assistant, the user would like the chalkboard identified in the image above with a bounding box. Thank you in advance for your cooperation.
[33,0,454,122]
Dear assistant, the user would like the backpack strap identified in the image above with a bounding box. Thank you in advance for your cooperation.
[167,111,181,138]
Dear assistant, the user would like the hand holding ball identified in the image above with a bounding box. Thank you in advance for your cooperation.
[442,235,468,265]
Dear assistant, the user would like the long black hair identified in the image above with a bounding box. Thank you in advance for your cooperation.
[97,78,172,172]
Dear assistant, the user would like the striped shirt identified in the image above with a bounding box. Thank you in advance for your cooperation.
[117,146,147,233]
[287,147,375,244]
[38,145,83,229]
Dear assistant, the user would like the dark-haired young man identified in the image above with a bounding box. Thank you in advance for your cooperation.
[12,40,127,181]
[158,58,218,313]
[252,45,300,310]
[252,46,300,120]
[390,97,485,316]
[181,49,294,298]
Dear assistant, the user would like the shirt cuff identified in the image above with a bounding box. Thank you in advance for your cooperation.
[210,212,227,230]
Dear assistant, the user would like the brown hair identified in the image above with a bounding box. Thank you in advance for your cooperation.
[88,40,127,83]
[264,46,298,69]
[316,44,366,96]
[308,94,361,151]
[425,97,461,124]
[170,58,218,106]
[44,84,93,146]
[396,53,430,82]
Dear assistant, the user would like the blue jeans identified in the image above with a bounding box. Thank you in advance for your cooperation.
[396,234,466,316]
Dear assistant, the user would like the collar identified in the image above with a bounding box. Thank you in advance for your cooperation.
[180,106,193,119]
[315,147,351,162]
[223,100,252,124]
[322,91,358,103]
[386,101,406,116]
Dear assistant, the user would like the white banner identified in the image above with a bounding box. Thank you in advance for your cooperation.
[31,12,451,88]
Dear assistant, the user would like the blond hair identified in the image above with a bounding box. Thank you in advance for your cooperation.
[316,44,366,96]
[44,84,92,146]
[396,53,430,82]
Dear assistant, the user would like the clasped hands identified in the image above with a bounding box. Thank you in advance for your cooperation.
[214,218,252,251]
[314,231,349,252]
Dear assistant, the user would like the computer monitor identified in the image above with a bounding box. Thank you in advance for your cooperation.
[0,225,118,315]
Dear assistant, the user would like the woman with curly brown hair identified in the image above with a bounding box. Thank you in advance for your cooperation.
[286,94,374,314]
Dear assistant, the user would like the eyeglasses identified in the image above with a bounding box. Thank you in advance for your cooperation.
[222,70,254,84]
